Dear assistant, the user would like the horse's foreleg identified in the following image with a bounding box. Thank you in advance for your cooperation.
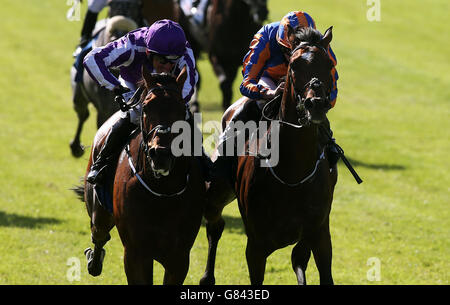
[291,241,312,285]
[310,218,334,285]
[70,83,89,158]
[200,169,235,285]
[199,217,225,285]
[245,238,268,285]
[85,200,114,277]
[209,54,237,110]
[163,253,190,285]
[123,247,154,285]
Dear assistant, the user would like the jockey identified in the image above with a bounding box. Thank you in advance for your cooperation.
[209,12,340,211]
[190,0,210,25]
[240,11,338,106]
[83,19,201,185]
[77,0,109,50]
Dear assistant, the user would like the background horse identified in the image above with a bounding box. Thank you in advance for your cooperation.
[178,0,267,112]
[76,67,206,284]
[142,0,179,24]
[201,26,338,285]
[69,1,143,158]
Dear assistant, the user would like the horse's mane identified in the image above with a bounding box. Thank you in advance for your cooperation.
[137,72,177,89]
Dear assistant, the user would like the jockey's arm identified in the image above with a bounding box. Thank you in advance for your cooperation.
[177,43,199,105]
[239,31,272,100]
[83,34,135,91]
[327,46,339,108]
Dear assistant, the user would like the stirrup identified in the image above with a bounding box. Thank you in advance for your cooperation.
[86,164,108,185]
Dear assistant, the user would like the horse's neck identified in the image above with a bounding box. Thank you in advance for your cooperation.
[276,86,320,181]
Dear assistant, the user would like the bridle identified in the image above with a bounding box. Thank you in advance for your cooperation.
[125,82,190,197]
[262,42,331,129]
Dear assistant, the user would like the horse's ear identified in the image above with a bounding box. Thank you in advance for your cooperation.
[321,26,333,49]
[176,65,188,92]
[142,63,155,88]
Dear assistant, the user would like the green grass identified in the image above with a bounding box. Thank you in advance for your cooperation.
[0,0,448,284]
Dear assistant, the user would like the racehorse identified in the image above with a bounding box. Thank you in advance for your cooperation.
[69,0,143,158]
[200,26,338,285]
[75,66,206,284]
[142,0,179,24]
[178,0,267,112]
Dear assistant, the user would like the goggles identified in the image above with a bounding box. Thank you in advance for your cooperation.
[151,52,181,65]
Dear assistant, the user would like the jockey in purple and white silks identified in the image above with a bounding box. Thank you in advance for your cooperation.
[84,21,198,104]
[83,19,201,185]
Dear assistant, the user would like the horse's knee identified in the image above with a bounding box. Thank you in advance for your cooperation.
[205,217,225,241]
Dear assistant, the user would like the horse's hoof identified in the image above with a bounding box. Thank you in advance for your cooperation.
[199,274,215,285]
[70,141,85,158]
[84,247,106,277]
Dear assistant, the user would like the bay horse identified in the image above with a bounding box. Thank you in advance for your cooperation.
[142,0,179,24]
[178,0,267,111]
[200,26,338,285]
[77,67,206,284]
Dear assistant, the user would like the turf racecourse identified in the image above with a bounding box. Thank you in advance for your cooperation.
[0,0,448,285]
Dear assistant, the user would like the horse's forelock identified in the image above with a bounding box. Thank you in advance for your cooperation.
[292,27,322,49]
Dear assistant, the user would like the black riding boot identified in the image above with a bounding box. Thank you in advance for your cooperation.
[86,115,135,185]
[78,10,99,49]
[319,119,340,168]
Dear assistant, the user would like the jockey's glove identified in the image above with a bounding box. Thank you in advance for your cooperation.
[113,85,133,111]
[113,85,131,96]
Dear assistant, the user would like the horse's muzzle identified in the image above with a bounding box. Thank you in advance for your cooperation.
[148,146,174,178]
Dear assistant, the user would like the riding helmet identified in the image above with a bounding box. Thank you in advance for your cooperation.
[276,11,316,49]
[145,19,187,56]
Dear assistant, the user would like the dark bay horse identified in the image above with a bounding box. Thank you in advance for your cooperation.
[77,67,206,284]
[178,0,267,111]
[142,0,179,24]
[201,26,338,285]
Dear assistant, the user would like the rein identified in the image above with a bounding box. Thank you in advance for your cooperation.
[125,144,190,197]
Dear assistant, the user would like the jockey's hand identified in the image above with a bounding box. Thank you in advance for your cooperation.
[113,85,130,96]
[262,82,285,100]
[113,85,132,111]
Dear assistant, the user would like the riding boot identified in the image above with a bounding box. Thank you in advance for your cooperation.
[86,114,135,185]
[78,10,99,49]
[319,119,340,168]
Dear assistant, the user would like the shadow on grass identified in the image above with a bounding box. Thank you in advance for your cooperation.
[201,215,245,234]
[343,157,406,171]
[0,211,62,228]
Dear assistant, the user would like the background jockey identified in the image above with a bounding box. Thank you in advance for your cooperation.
[77,0,109,50]
[240,11,339,107]
[83,19,200,185]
